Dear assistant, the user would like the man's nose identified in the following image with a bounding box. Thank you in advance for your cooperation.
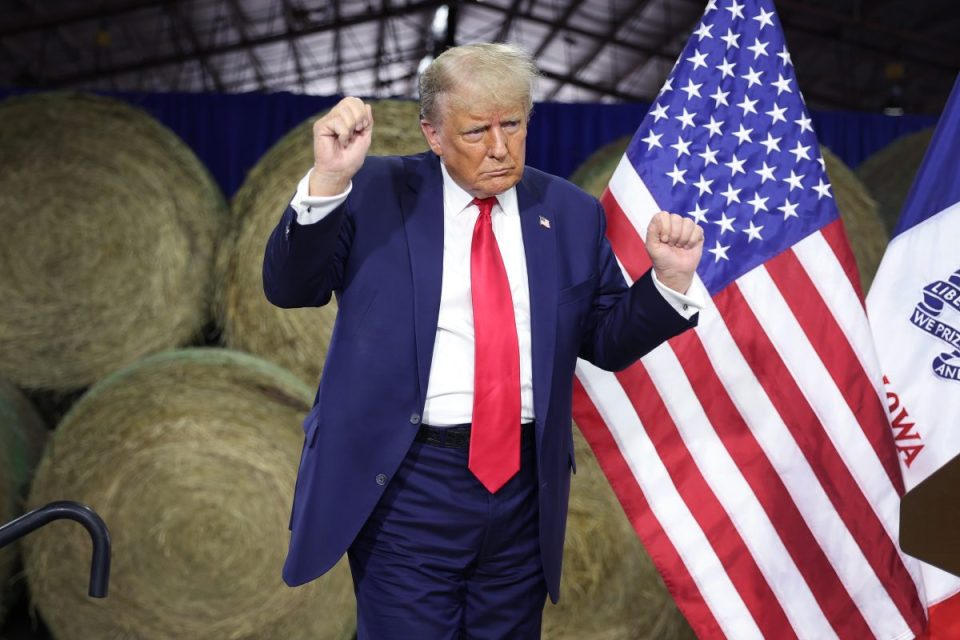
[486,127,507,159]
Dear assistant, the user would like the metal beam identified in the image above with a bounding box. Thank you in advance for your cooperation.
[163,1,224,91]
[538,66,646,102]
[41,0,446,86]
[282,0,307,92]
[461,0,669,63]
[493,0,525,42]
[224,0,268,91]
[222,41,428,94]
[544,0,656,100]
[374,0,390,94]
[777,1,960,73]
[0,0,173,38]
[532,0,587,59]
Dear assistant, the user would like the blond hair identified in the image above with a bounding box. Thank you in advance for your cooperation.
[419,43,538,123]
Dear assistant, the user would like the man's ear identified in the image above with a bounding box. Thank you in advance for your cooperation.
[420,120,443,156]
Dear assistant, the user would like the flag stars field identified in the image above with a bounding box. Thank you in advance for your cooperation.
[629,0,852,292]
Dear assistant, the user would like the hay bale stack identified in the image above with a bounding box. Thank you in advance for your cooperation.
[570,137,887,291]
[23,349,354,640]
[0,92,226,391]
[542,427,694,640]
[820,146,888,292]
[0,381,47,624]
[217,100,428,385]
[856,128,934,234]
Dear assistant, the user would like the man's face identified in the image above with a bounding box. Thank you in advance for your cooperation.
[420,86,528,199]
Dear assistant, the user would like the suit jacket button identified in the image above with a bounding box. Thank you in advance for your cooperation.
[409,413,421,425]
[376,474,387,486]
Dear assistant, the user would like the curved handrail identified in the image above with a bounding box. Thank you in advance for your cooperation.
[0,501,111,597]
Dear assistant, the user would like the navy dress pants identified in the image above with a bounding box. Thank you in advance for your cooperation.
[348,425,547,639]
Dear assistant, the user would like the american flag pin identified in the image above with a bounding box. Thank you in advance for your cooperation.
[539,215,551,229]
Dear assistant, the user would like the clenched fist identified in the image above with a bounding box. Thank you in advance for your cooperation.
[645,211,704,295]
[309,97,374,197]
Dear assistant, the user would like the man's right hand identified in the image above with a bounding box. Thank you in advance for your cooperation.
[309,97,373,197]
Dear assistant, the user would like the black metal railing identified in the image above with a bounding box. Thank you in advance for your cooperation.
[0,501,111,597]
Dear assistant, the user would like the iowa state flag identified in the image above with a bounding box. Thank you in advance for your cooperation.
[867,73,960,637]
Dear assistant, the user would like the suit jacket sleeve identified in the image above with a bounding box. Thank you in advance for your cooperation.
[578,198,697,371]
[262,199,353,309]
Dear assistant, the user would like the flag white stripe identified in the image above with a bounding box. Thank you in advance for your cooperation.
[576,359,765,640]
[736,266,913,636]
[792,232,887,403]
[642,344,838,639]
[697,298,912,636]
[609,154,662,233]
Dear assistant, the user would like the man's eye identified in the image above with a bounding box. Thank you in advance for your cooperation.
[464,129,484,140]
[503,121,520,129]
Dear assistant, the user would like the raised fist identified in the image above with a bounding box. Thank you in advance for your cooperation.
[309,96,374,196]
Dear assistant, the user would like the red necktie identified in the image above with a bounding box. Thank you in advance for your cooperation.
[469,196,521,493]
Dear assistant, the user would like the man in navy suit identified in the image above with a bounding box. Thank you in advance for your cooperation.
[264,43,704,639]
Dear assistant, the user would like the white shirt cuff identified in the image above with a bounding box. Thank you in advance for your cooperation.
[651,270,705,320]
[290,168,352,225]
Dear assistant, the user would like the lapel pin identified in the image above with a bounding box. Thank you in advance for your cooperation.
[539,215,551,229]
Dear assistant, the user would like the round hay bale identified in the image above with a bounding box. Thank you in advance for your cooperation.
[0,381,47,624]
[0,92,226,391]
[570,137,887,291]
[217,100,428,385]
[856,128,935,234]
[542,427,695,640]
[820,146,888,292]
[22,349,354,640]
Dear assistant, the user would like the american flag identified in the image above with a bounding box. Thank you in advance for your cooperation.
[572,0,929,638]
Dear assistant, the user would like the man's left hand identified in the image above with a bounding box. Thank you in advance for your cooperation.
[644,212,704,295]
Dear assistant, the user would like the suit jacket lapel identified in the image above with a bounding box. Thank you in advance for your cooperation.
[517,175,557,437]
[401,153,445,407]
[400,157,559,429]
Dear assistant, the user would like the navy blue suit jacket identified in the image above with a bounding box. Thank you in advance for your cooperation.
[263,151,696,602]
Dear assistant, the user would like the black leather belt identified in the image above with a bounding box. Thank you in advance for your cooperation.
[416,422,535,449]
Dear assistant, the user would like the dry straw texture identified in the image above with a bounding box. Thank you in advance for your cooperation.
[856,128,934,234]
[0,92,226,391]
[0,380,47,624]
[542,428,695,640]
[820,146,888,292]
[216,100,428,385]
[23,349,354,640]
[570,136,888,292]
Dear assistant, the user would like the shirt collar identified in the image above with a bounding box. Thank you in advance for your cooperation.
[439,161,518,217]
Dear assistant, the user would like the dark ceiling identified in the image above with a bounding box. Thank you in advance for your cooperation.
[1,0,958,114]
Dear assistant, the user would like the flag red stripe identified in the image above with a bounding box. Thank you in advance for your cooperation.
[714,284,926,635]
[614,360,798,639]
[767,246,905,495]
[600,188,653,278]
[669,330,875,639]
[820,218,864,302]
[572,380,726,639]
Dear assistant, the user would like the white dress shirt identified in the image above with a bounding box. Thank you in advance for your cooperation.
[290,165,703,426]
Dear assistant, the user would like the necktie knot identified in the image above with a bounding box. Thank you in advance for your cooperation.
[472,197,499,218]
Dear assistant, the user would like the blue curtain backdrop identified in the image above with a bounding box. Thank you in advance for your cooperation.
[0,89,937,198]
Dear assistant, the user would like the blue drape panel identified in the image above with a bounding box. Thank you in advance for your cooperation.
[0,89,937,198]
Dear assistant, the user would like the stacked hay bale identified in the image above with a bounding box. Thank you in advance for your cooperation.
[856,128,935,234]
[216,100,428,385]
[820,147,888,292]
[0,381,47,625]
[570,136,888,291]
[22,349,354,640]
[542,428,695,639]
[0,92,226,392]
